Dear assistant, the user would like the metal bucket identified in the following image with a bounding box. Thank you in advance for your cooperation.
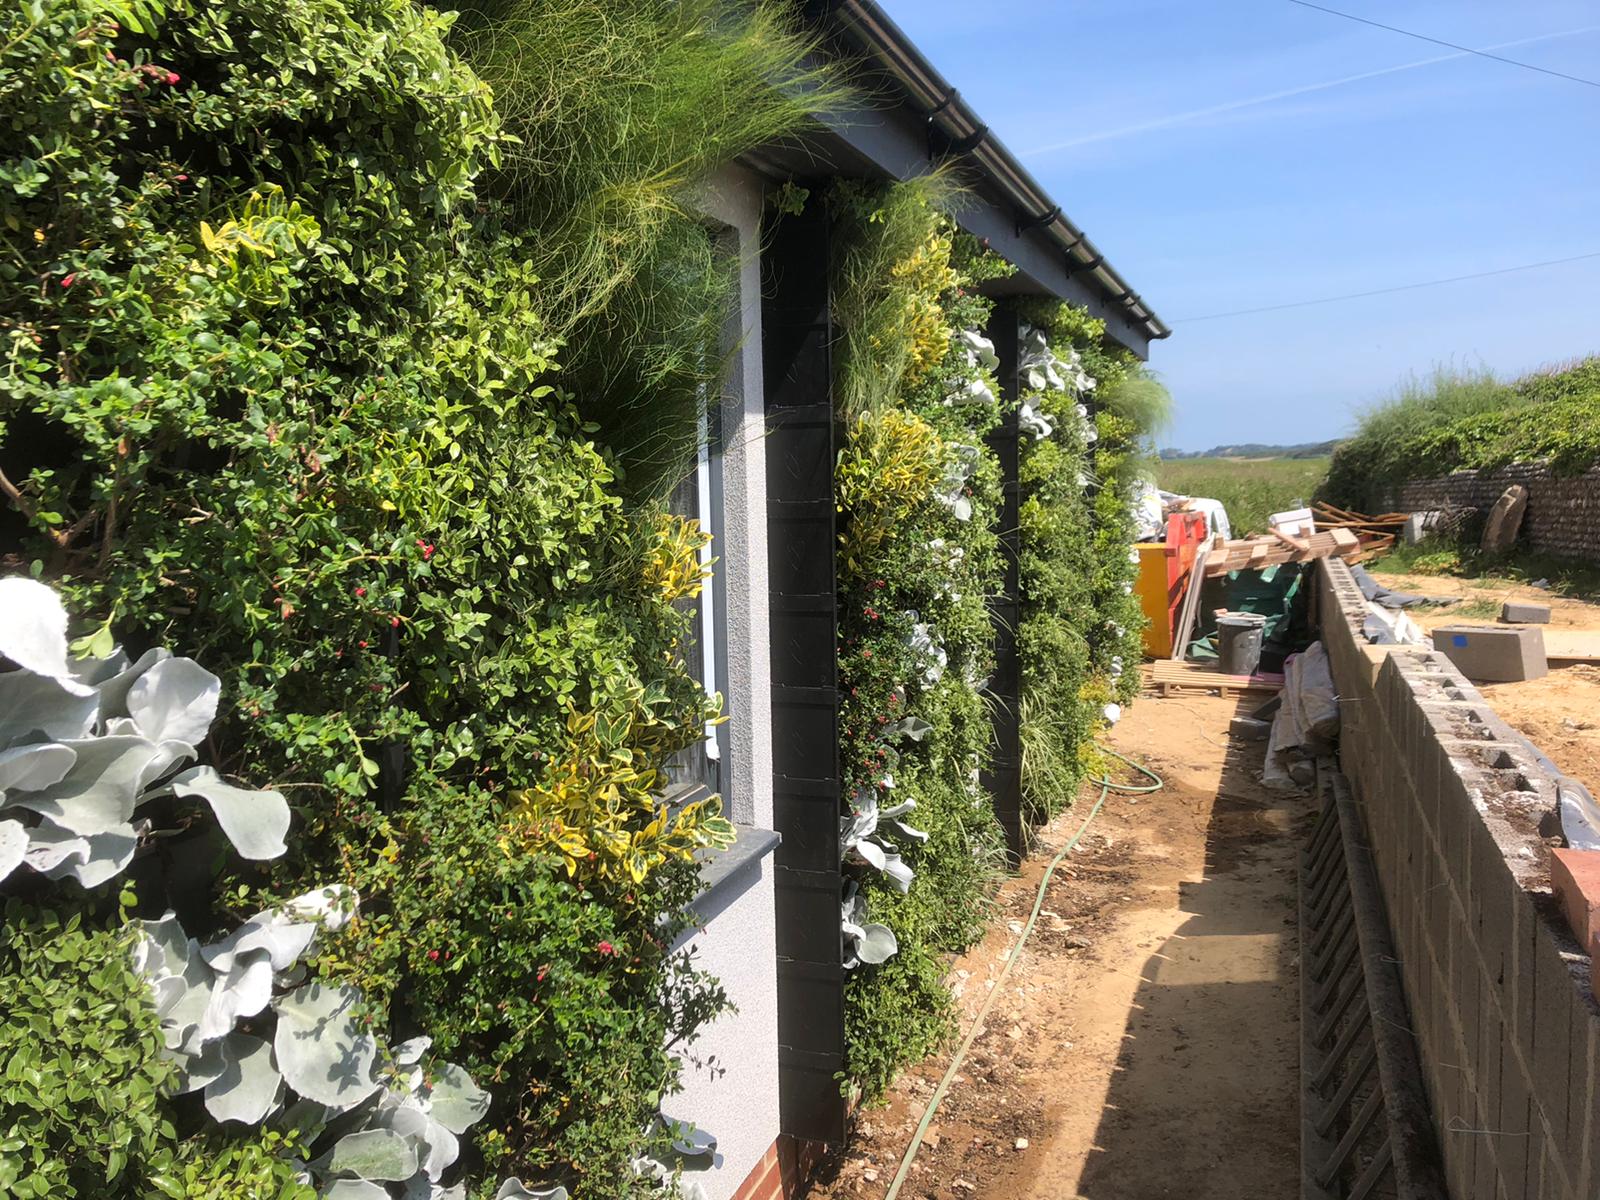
[1216,613,1267,677]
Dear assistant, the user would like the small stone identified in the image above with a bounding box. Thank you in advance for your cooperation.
[862,1169,878,1183]
[953,1179,976,1192]
[1015,1137,1030,1150]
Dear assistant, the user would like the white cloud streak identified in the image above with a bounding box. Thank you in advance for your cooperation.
[1021,24,1600,156]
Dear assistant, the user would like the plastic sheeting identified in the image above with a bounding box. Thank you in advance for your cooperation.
[1263,641,1339,792]
[1362,602,1426,646]
[1349,563,1460,610]
[1132,479,1165,542]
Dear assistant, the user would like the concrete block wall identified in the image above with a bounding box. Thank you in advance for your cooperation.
[1389,462,1600,565]
[1317,558,1600,1199]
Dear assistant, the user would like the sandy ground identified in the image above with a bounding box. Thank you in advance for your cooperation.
[803,692,1308,1200]
[1369,570,1600,800]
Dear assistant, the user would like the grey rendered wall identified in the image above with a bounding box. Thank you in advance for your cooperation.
[672,164,782,1200]
[1317,558,1600,1199]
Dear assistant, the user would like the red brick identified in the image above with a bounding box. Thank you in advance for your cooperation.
[1552,849,1600,948]
[729,1140,782,1200]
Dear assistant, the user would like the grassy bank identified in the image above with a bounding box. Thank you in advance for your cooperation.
[1157,456,1329,537]
[1320,357,1600,512]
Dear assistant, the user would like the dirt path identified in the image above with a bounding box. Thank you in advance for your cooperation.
[805,692,1310,1200]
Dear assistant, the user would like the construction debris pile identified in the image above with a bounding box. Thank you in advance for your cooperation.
[1200,503,1405,578]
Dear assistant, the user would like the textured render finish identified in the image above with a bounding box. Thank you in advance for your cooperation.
[674,164,781,1200]
[1390,462,1600,565]
[698,163,775,831]
[1317,558,1600,1200]
[675,864,781,1200]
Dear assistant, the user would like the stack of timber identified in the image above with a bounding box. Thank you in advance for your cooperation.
[1146,660,1285,698]
[1202,526,1367,576]
[1201,504,1405,577]
[1311,502,1407,554]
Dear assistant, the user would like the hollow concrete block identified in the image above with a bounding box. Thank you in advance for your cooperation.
[1431,624,1547,683]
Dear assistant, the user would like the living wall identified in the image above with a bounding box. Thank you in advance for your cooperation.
[1320,357,1600,513]
[821,180,1170,1102]
[826,179,1007,1101]
[0,0,828,1194]
[1012,303,1159,821]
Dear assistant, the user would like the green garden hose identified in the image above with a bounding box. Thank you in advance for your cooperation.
[881,746,1165,1200]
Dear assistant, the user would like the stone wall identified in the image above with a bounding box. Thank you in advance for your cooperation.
[1391,463,1600,564]
[1316,558,1600,1198]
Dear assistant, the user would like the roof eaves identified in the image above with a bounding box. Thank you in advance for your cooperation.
[813,0,1170,344]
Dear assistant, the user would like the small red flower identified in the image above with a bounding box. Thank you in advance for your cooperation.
[390,616,400,628]
[358,640,369,649]
[164,71,179,84]
[60,274,75,289]
[863,649,873,659]
[175,173,188,182]
[354,586,367,597]
[416,539,436,561]
[597,940,616,956]
[536,966,548,981]
[427,949,440,962]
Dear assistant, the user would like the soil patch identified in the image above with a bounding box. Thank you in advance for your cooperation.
[802,692,1306,1200]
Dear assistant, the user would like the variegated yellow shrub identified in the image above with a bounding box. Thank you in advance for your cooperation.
[507,696,734,884]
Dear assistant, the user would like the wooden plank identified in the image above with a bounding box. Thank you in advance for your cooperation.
[1545,631,1600,663]
[1273,528,1312,553]
[1328,528,1360,552]
[1170,542,1210,660]
[1148,659,1285,696]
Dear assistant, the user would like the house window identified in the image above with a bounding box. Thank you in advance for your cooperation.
[667,351,731,804]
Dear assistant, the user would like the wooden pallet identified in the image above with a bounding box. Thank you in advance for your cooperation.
[1146,659,1286,698]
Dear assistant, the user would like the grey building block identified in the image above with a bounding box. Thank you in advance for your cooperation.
[1431,624,1548,683]
[1501,600,1551,624]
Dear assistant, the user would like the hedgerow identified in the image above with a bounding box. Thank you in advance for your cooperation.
[0,0,824,1194]
[1320,357,1600,513]
[828,181,1007,1101]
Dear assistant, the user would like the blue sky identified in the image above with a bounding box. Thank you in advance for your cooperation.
[885,1,1600,451]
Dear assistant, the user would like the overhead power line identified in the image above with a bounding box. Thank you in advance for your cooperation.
[1176,250,1600,323]
[1285,0,1600,89]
